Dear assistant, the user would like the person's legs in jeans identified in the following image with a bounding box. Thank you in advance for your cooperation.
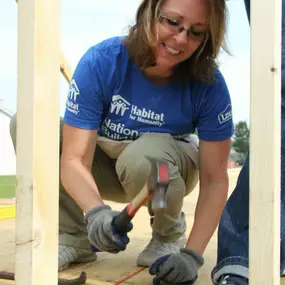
[212,106,285,285]
[211,154,250,283]
[211,0,285,283]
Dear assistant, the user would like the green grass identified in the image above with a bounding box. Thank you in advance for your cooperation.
[0,175,16,198]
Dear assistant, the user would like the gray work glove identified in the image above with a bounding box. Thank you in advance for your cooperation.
[84,205,133,254]
[149,248,204,284]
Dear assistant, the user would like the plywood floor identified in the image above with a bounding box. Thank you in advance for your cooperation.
[0,168,284,285]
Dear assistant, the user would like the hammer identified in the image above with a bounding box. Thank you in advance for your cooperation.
[113,155,169,235]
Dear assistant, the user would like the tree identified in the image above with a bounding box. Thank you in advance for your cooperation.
[232,121,250,156]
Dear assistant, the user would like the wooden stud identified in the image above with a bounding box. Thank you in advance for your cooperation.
[14,0,74,85]
[60,51,73,84]
[15,0,60,284]
[249,0,282,284]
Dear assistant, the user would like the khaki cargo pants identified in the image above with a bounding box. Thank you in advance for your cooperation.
[9,114,199,249]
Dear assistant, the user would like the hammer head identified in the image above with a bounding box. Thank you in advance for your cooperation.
[145,156,169,211]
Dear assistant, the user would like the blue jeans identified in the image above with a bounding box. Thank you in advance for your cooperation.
[211,0,285,283]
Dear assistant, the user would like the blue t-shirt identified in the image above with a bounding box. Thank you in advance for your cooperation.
[64,36,234,142]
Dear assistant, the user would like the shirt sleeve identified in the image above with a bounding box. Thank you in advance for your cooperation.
[196,71,234,141]
[63,47,104,130]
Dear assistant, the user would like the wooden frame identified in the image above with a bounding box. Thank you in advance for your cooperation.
[13,0,283,284]
[15,0,60,284]
[249,0,282,284]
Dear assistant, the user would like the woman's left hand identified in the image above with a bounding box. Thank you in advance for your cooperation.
[149,248,204,285]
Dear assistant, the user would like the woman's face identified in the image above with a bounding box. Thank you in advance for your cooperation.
[154,0,209,71]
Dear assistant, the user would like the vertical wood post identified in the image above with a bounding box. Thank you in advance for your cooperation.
[15,0,60,284]
[249,0,282,283]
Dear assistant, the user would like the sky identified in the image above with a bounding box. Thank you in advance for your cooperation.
[0,0,250,125]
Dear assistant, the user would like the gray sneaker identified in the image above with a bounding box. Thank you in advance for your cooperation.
[58,245,97,271]
[136,234,187,267]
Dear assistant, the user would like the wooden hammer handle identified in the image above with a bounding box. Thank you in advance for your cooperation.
[113,184,151,235]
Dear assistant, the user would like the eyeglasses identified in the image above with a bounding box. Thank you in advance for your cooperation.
[157,11,207,41]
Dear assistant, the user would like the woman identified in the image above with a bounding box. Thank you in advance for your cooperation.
[59,0,232,278]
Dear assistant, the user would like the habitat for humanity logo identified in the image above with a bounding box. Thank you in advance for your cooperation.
[66,79,80,115]
[101,94,165,140]
[110,95,131,116]
[109,95,164,126]
[218,104,232,124]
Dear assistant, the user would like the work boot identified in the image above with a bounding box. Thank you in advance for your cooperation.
[58,245,97,271]
[218,275,248,285]
[136,234,187,267]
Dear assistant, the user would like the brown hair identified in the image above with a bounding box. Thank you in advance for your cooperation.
[123,0,229,83]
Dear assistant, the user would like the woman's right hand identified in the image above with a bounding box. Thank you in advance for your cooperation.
[84,204,133,253]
